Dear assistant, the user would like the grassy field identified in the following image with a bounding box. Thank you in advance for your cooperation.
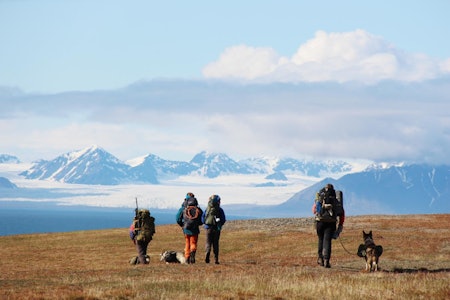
[0,214,449,299]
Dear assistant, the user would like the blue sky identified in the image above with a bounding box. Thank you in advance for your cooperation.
[2,1,449,92]
[1,1,450,164]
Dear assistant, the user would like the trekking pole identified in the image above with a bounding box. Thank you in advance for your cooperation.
[135,197,140,231]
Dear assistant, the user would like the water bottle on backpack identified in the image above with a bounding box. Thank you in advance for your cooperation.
[315,192,322,215]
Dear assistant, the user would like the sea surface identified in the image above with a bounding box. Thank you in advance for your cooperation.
[0,201,177,236]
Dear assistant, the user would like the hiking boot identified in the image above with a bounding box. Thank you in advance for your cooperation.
[205,252,210,264]
[189,251,196,264]
[215,260,220,265]
[317,257,324,266]
[324,259,331,268]
[129,256,138,265]
[215,256,219,264]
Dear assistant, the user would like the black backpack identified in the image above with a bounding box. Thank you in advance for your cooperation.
[335,190,344,216]
[182,197,203,230]
[315,186,344,222]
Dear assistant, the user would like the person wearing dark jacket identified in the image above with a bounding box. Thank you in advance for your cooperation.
[129,209,155,265]
[312,183,345,268]
[201,194,226,264]
[176,192,203,264]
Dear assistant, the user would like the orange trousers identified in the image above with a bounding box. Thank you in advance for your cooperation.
[184,234,198,259]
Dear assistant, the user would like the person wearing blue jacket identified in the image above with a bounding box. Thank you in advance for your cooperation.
[176,192,203,264]
[202,194,226,264]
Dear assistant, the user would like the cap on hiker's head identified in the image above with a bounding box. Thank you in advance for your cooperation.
[186,192,194,199]
[213,195,221,203]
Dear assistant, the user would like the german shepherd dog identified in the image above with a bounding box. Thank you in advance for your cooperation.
[361,230,383,272]
[160,250,187,264]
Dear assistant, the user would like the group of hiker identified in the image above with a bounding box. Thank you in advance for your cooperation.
[129,183,345,268]
[129,192,226,265]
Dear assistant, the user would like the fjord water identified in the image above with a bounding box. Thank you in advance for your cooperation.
[0,201,176,236]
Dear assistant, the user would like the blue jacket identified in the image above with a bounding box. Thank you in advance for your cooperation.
[202,207,226,230]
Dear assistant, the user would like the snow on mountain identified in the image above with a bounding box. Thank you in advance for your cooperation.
[129,154,196,180]
[273,158,353,177]
[20,145,132,185]
[238,157,277,173]
[14,146,366,186]
[239,156,356,178]
[0,154,20,164]
[1,146,450,216]
[249,163,450,218]
[190,151,255,178]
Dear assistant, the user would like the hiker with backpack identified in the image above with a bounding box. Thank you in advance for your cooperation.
[312,183,345,268]
[202,194,226,264]
[129,208,156,265]
[176,192,203,264]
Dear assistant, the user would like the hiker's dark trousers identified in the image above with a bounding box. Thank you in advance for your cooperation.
[316,221,336,260]
[205,228,221,260]
[136,240,149,264]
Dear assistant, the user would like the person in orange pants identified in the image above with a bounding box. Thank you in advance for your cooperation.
[176,193,203,263]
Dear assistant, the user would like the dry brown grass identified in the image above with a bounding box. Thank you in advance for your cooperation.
[0,214,449,299]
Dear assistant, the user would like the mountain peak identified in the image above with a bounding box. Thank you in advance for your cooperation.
[17,146,370,184]
[0,177,17,189]
[20,146,131,185]
[0,154,21,164]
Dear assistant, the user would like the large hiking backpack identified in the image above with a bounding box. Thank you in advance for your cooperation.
[205,195,221,226]
[183,197,202,230]
[135,209,155,242]
[315,186,344,222]
[335,190,344,216]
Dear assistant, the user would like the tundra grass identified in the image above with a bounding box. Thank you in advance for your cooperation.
[0,214,449,299]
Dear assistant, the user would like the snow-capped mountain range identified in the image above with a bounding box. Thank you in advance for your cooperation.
[233,164,450,217]
[0,154,20,164]
[18,145,356,185]
[1,146,449,216]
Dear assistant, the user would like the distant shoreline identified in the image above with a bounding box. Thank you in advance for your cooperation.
[0,201,247,236]
[0,201,177,236]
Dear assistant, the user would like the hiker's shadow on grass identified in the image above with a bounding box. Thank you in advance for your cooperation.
[387,267,450,274]
[338,266,450,274]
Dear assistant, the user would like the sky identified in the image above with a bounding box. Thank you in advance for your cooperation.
[1,0,450,164]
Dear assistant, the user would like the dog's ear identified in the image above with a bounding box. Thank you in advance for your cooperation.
[369,230,372,235]
[363,230,366,235]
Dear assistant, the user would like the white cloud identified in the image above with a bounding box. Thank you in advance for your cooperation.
[441,58,450,73]
[202,29,449,84]
[291,30,390,65]
[2,28,450,166]
[202,45,287,80]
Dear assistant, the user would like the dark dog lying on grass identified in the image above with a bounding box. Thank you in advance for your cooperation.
[357,230,383,272]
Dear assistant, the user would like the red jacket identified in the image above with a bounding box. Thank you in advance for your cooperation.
[129,221,137,241]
